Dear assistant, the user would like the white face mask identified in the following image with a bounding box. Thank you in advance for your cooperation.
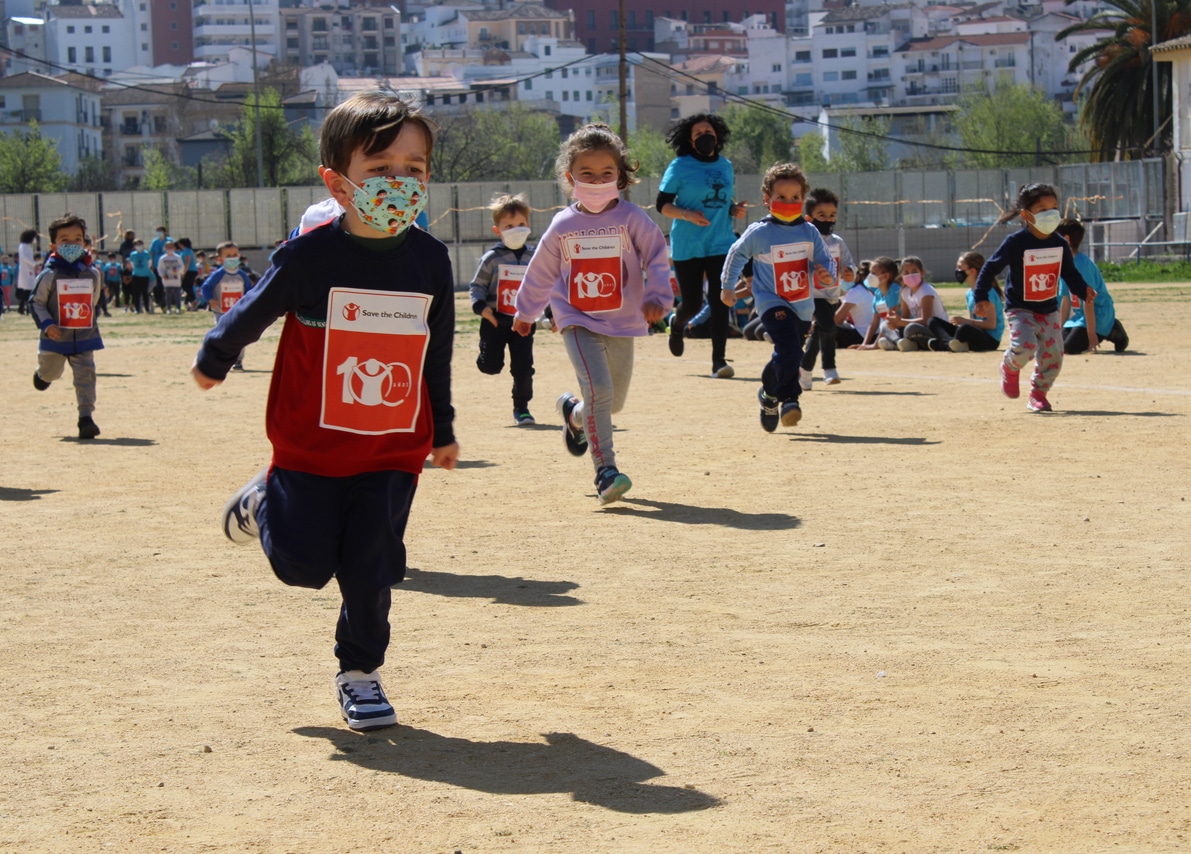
[501,226,531,250]
[865,273,880,289]
[1029,209,1062,235]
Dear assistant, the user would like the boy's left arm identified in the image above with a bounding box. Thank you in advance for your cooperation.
[811,229,837,286]
[424,252,458,466]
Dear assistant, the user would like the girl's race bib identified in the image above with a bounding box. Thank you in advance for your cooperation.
[771,242,812,303]
[321,288,430,435]
[220,278,243,313]
[1023,247,1062,302]
[567,235,623,313]
[495,265,524,316]
[57,279,94,329]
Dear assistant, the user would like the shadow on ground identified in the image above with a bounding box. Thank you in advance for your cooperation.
[293,726,720,814]
[401,566,581,606]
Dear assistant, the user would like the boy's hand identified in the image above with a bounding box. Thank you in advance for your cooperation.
[44,325,62,340]
[480,306,498,327]
[730,201,748,219]
[814,265,834,287]
[512,318,534,337]
[190,362,222,390]
[642,301,667,324]
[842,267,856,283]
[720,286,736,307]
[430,442,459,470]
[1087,331,1100,352]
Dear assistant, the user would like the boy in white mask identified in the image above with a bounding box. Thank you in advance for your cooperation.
[200,242,254,370]
[469,193,538,425]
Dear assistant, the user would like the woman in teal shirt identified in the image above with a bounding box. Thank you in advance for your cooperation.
[657,113,746,378]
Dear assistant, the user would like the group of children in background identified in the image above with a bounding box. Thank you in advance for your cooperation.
[10,91,1136,736]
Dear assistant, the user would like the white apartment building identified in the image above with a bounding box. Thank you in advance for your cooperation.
[42,3,138,78]
[895,32,1032,106]
[5,16,49,76]
[1028,11,1099,112]
[0,72,103,173]
[193,0,280,63]
[279,6,401,76]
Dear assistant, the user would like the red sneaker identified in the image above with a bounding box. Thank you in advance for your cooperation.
[1027,390,1052,412]
[1000,364,1020,399]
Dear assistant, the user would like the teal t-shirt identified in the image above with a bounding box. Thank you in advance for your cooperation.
[659,154,737,261]
[1059,252,1114,335]
[966,286,1005,343]
[129,249,152,276]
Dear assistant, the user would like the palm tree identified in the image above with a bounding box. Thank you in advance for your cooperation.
[1059,0,1191,159]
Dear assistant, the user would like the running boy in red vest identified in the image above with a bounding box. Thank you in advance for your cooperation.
[191,91,458,731]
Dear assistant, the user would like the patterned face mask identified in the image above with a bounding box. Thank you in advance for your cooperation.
[342,174,428,236]
[57,244,86,263]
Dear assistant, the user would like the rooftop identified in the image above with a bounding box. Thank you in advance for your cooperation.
[45,4,123,19]
[465,3,570,22]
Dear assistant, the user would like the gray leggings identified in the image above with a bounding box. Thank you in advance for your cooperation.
[38,350,96,415]
[562,325,634,474]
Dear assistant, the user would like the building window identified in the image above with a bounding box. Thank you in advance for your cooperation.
[562,90,569,101]
[85,25,93,34]
[586,90,593,101]
[587,10,596,28]
[524,78,532,90]
[103,46,112,62]
[171,22,178,30]
[68,47,77,63]
[141,23,147,31]
[287,38,299,48]
[544,44,552,56]
[628,10,636,27]
[822,48,837,59]
[842,70,857,80]
[611,10,618,28]
[588,37,596,51]
[546,69,553,79]
[823,71,839,81]
[842,48,856,57]
[772,63,782,72]
[795,72,812,86]
[67,25,75,34]
[546,91,553,100]
[795,50,811,62]
[171,43,178,51]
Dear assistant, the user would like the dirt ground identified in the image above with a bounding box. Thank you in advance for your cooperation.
[2,283,1190,853]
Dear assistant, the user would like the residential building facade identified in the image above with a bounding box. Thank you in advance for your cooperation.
[0,71,103,173]
[279,5,401,75]
[193,0,280,63]
[547,0,784,55]
[43,3,135,78]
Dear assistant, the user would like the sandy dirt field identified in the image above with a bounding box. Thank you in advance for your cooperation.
[2,283,1189,853]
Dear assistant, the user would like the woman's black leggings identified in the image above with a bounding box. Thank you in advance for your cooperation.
[672,254,729,366]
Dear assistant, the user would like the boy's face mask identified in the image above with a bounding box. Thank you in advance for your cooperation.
[501,226,531,250]
[223,257,241,271]
[769,200,803,222]
[57,244,86,263]
[342,174,427,236]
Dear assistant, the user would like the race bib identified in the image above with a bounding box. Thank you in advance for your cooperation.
[1023,247,1062,302]
[57,279,94,329]
[772,242,812,303]
[567,235,623,313]
[220,278,243,313]
[321,288,430,435]
[819,244,841,290]
[1070,292,1082,309]
[495,264,524,316]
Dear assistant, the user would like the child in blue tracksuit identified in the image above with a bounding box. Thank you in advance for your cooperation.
[800,187,856,388]
[721,163,835,432]
[469,193,537,425]
[30,213,104,439]
[102,252,124,310]
[201,241,254,370]
[1055,218,1129,354]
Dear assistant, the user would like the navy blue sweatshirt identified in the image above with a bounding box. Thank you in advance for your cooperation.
[975,228,1089,314]
[194,219,455,478]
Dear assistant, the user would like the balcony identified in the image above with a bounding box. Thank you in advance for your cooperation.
[993,57,1016,68]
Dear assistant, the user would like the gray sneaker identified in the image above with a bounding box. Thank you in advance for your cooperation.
[335,670,397,731]
[221,468,268,544]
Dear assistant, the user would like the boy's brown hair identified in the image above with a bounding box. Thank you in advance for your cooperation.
[215,241,239,256]
[1055,217,1085,252]
[761,163,809,198]
[320,91,437,174]
[490,193,531,226]
[48,213,87,243]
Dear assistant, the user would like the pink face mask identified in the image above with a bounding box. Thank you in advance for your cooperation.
[902,272,923,288]
[571,179,620,213]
